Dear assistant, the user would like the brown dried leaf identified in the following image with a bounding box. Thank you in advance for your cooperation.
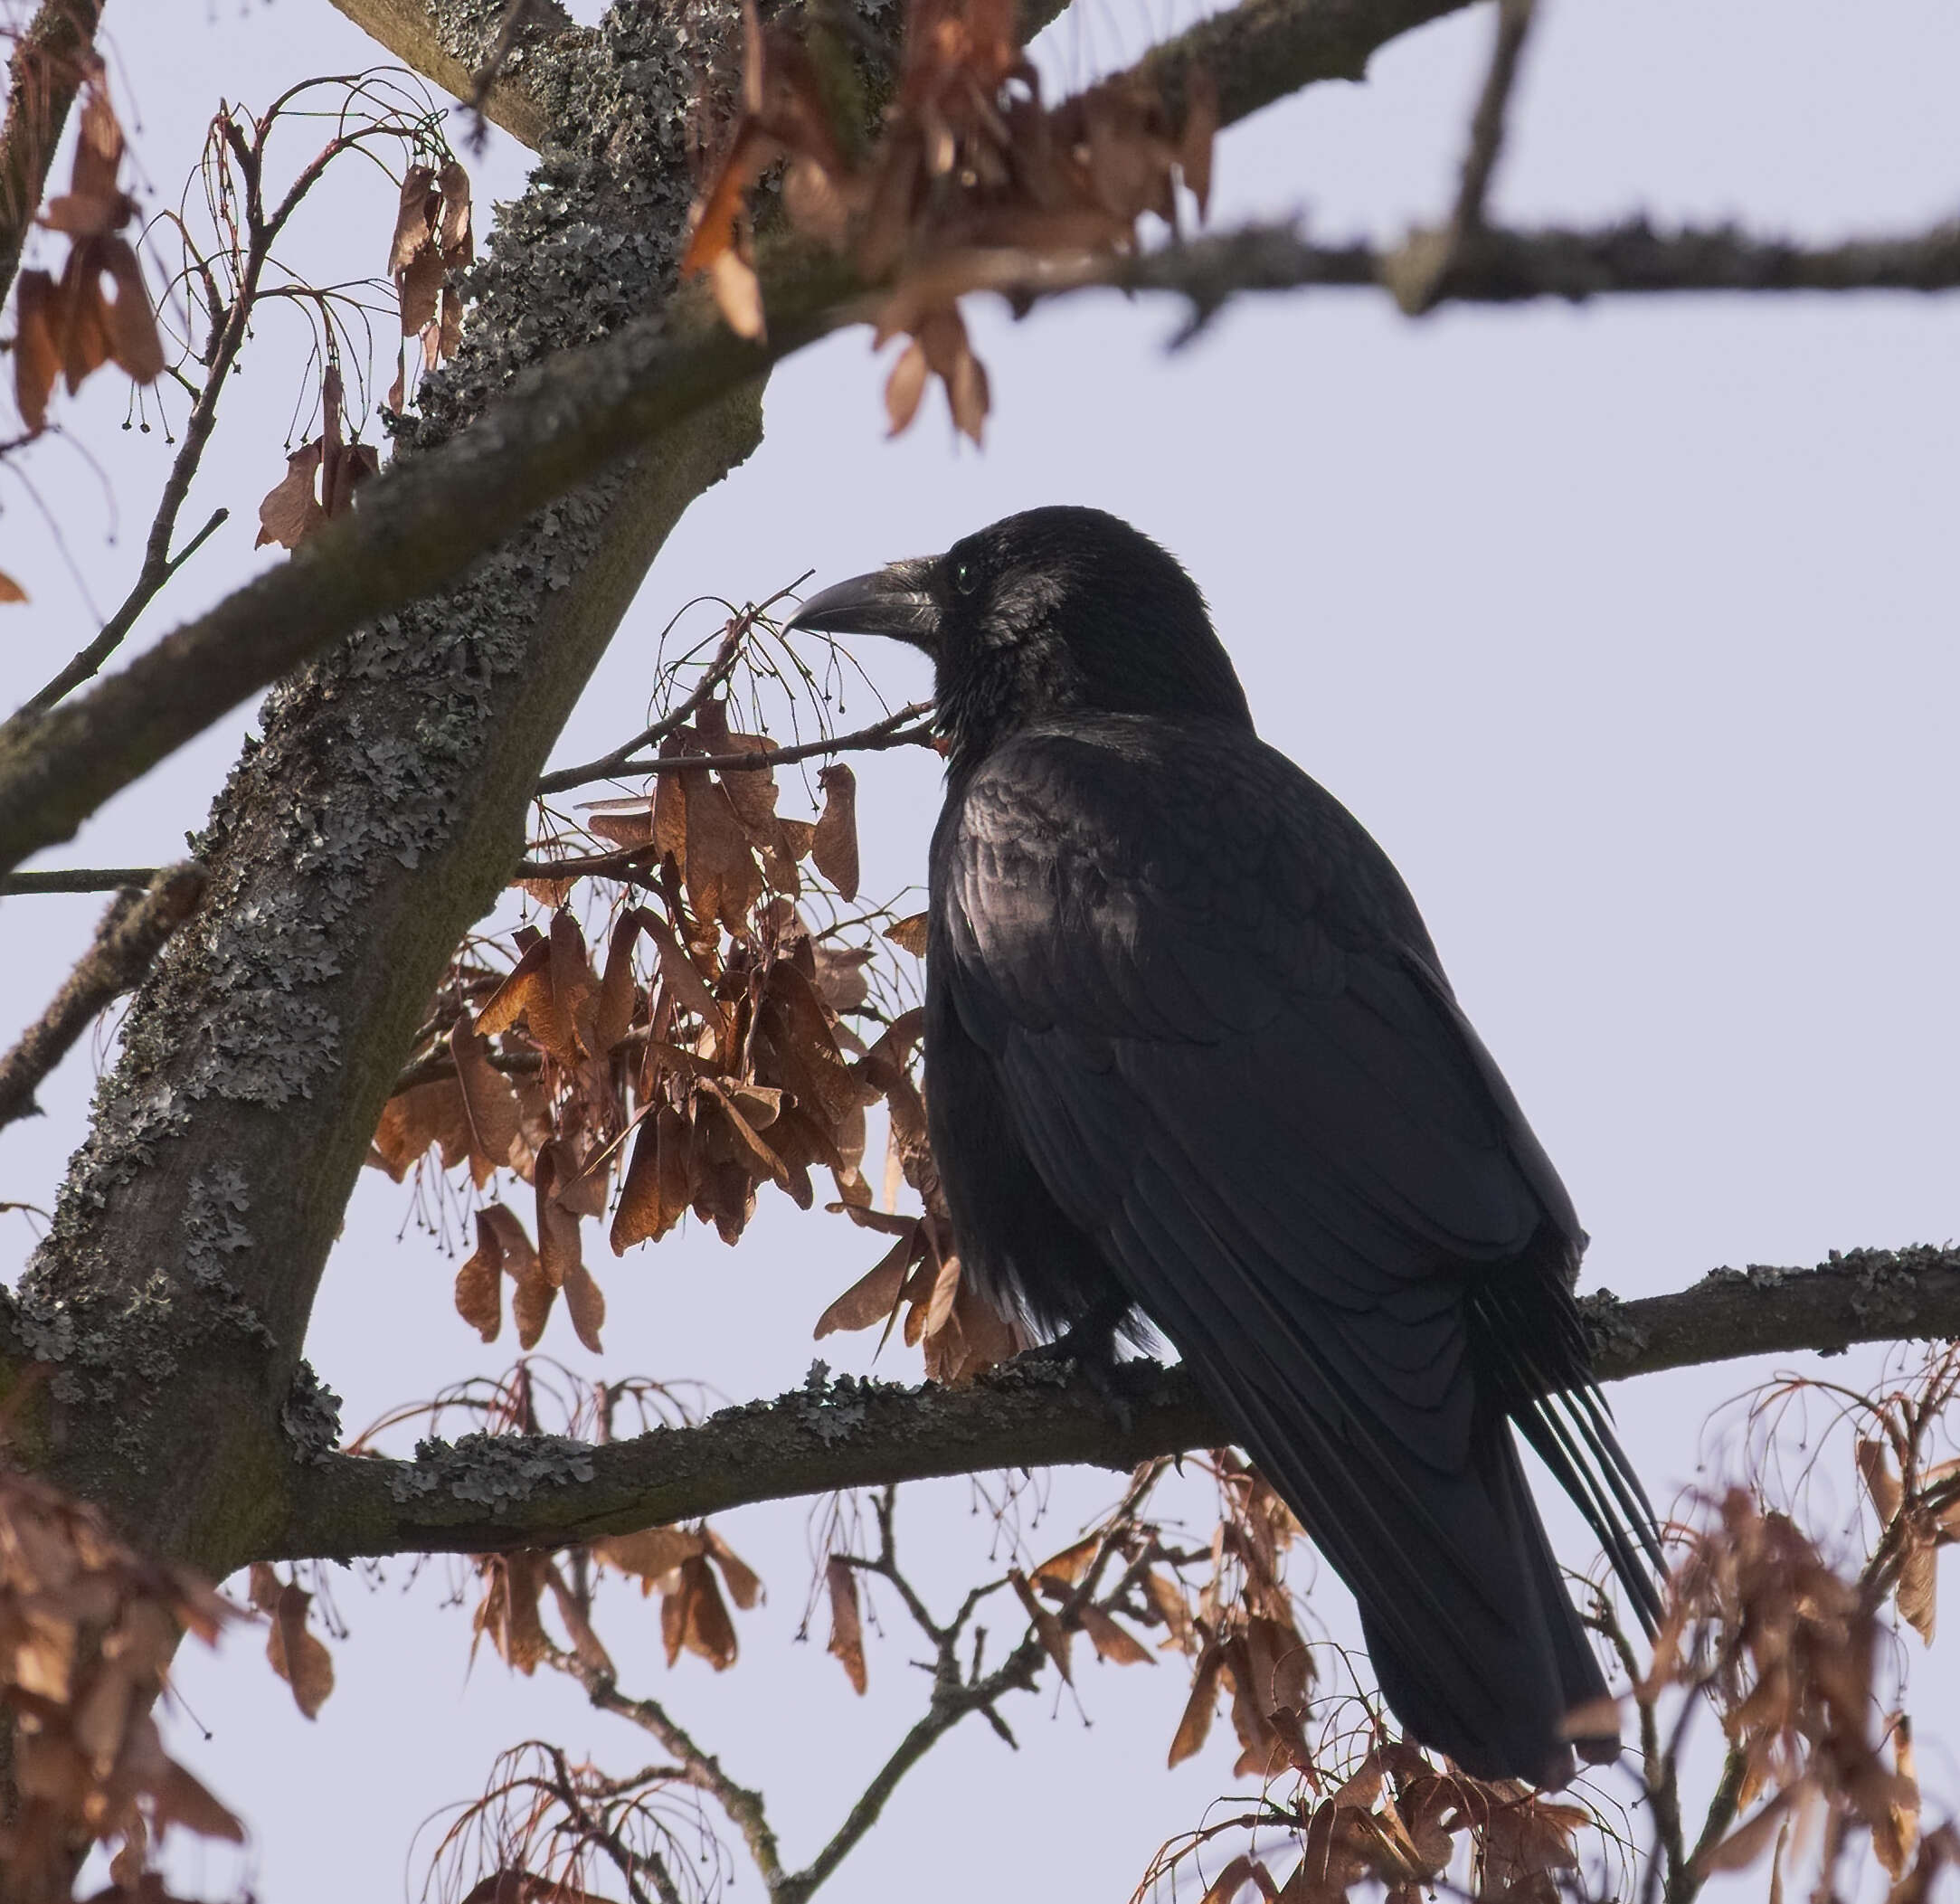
[455,1208,505,1341]
[99,238,162,384]
[57,249,113,393]
[1697,1786,1804,1876]
[266,1583,334,1719]
[640,909,724,1029]
[475,938,554,1040]
[611,1104,695,1252]
[1199,1855,1262,1904]
[1030,1532,1100,1592]
[813,1225,918,1337]
[544,1564,613,1677]
[0,570,25,604]
[825,1554,866,1693]
[705,1530,762,1611]
[14,270,61,433]
[595,1528,705,1587]
[369,1077,472,1179]
[884,912,929,957]
[1898,1536,1938,1643]
[685,775,762,936]
[1169,1642,1223,1766]
[1860,1437,1905,1526]
[884,338,929,436]
[450,1017,530,1185]
[595,909,644,1054]
[1180,67,1219,218]
[1080,1603,1155,1666]
[677,1553,738,1669]
[399,242,445,337]
[811,763,859,899]
[439,159,474,263]
[1008,1567,1072,1683]
[389,164,440,272]
[254,441,326,551]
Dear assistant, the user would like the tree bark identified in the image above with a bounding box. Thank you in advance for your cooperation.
[9,0,761,1577]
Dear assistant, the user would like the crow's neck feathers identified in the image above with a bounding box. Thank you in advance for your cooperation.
[930,507,1255,772]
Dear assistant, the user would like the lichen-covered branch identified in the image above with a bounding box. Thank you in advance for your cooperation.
[265,1247,1960,1567]
[0,864,205,1128]
[9,198,1950,885]
[325,0,580,149]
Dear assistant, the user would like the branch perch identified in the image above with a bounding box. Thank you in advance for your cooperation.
[266,1246,1960,1566]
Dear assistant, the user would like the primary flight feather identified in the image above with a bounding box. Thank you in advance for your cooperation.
[790,505,1662,1784]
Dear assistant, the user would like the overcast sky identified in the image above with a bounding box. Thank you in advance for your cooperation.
[4,0,1956,1899]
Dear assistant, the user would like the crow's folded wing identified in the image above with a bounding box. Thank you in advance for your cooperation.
[934,723,1601,1728]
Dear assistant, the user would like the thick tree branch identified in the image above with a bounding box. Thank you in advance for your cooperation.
[265,1246,1960,1565]
[325,0,577,149]
[0,0,100,309]
[0,864,205,1127]
[7,199,1948,886]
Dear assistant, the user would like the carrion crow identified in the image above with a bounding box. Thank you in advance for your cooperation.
[789,505,1663,1784]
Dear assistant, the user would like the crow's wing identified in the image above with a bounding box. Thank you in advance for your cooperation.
[934,719,1630,1767]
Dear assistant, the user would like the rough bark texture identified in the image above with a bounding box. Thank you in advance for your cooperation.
[7,0,762,1578]
[326,0,582,148]
[259,1246,1960,1563]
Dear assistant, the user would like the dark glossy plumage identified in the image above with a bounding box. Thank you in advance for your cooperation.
[790,506,1662,1784]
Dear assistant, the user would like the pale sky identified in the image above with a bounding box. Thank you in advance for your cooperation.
[3,1,1955,1899]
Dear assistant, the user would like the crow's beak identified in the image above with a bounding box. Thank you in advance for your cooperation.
[785,557,941,654]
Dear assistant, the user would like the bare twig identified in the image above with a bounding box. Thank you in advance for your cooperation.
[1,867,162,895]
[0,862,205,1126]
[1389,0,1539,314]
[1451,0,1537,235]
[23,508,230,715]
[0,0,102,308]
[536,700,936,803]
[565,1666,788,1894]
[533,580,814,798]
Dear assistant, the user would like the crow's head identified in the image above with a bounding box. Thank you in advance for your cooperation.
[787,506,1252,765]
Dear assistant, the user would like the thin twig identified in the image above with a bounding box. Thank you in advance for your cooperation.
[535,613,753,798]
[542,701,936,800]
[23,508,231,715]
[1451,0,1537,235]
[1387,0,1539,314]
[2,867,162,895]
[566,1666,788,1894]
[0,862,204,1126]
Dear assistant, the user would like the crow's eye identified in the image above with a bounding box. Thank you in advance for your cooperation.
[952,559,980,595]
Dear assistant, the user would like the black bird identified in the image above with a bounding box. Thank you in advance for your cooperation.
[789,506,1662,1784]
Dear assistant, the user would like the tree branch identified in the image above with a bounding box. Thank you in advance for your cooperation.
[535,701,936,800]
[0,863,205,1127]
[0,0,1496,876]
[564,1663,789,1894]
[0,0,100,310]
[1,867,161,895]
[324,0,577,150]
[8,191,1946,886]
[265,1246,1960,1565]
